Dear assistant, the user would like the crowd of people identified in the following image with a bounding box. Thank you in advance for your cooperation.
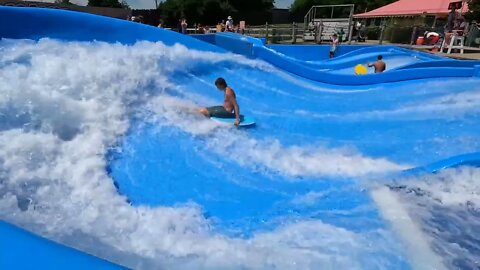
[152,15,243,35]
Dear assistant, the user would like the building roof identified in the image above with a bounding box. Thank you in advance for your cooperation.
[354,0,468,18]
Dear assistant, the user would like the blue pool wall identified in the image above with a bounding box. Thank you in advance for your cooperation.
[0,221,127,270]
[1,6,480,270]
[204,32,480,85]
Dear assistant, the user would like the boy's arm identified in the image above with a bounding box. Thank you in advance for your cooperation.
[226,90,241,124]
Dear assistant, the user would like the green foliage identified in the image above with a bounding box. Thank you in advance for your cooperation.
[290,0,396,14]
[87,0,128,8]
[466,0,480,21]
[158,0,274,25]
[54,0,75,5]
[229,0,274,11]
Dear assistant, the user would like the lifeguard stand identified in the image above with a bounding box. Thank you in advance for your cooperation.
[440,0,467,54]
[441,33,465,54]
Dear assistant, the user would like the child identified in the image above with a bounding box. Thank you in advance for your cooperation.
[329,34,339,58]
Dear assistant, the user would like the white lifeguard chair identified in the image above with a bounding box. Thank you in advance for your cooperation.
[441,32,465,54]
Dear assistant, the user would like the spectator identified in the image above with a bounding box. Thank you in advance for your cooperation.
[197,24,205,34]
[204,25,211,34]
[157,19,164,28]
[226,16,234,32]
[308,20,315,31]
[181,18,188,34]
[177,19,182,32]
[337,28,345,43]
[424,31,440,45]
[329,33,339,58]
[220,20,226,32]
[454,17,467,35]
[446,7,456,32]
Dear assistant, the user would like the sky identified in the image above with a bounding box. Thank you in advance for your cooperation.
[275,0,294,9]
[66,0,295,10]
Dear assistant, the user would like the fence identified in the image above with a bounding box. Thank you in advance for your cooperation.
[159,22,480,47]
[242,22,351,44]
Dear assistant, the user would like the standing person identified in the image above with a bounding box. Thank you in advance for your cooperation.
[197,24,205,34]
[337,28,345,43]
[368,55,386,73]
[157,19,164,28]
[199,78,241,126]
[181,18,188,34]
[446,7,456,33]
[329,34,339,58]
[177,19,182,32]
[220,20,226,32]
[226,16,234,32]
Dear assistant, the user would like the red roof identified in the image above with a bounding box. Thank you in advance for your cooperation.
[354,0,468,18]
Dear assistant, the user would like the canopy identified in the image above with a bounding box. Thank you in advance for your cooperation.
[354,0,468,18]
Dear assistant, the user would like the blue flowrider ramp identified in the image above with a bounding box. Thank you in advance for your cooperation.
[0,221,127,270]
[1,6,480,270]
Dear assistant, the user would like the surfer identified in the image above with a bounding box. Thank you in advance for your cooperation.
[199,78,241,126]
[368,55,386,73]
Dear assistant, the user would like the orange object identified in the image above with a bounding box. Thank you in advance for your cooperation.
[416,36,424,45]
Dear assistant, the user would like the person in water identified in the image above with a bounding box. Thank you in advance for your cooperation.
[199,78,241,126]
[329,34,339,58]
[368,55,386,73]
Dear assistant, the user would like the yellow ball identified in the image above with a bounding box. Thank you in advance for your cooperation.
[354,64,368,75]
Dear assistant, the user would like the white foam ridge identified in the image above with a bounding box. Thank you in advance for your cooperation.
[294,80,480,121]
[148,95,407,178]
[0,39,407,269]
[373,167,480,269]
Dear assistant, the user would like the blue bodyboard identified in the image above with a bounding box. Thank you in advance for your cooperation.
[210,115,256,127]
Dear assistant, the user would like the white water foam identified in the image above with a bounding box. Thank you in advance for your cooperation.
[0,39,407,269]
[147,95,407,178]
[374,167,480,269]
[294,80,480,121]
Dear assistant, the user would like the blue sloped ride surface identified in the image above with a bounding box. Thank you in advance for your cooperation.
[1,5,480,270]
[0,221,128,270]
[207,32,480,85]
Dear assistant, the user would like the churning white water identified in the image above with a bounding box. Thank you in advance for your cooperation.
[0,39,411,269]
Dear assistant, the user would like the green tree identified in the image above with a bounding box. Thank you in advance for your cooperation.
[291,0,396,15]
[158,0,274,26]
[229,0,274,11]
[87,0,128,8]
[466,0,480,21]
[54,0,75,5]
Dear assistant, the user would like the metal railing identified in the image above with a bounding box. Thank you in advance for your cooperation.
[243,23,304,44]
[303,5,355,44]
[165,22,480,47]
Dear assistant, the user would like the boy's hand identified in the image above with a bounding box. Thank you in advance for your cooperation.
[234,119,240,126]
